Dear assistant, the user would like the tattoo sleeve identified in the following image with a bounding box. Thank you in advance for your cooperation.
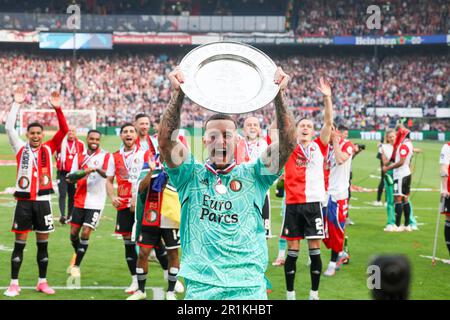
[158,90,187,168]
[262,90,296,174]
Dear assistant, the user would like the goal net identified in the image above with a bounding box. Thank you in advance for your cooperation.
[18,109,97,135]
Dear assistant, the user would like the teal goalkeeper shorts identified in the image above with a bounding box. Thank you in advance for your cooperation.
[184,279,268,300]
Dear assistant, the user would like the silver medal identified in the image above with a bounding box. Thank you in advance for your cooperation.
[215,183,227,195]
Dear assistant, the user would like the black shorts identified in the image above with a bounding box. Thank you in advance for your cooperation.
[281,202,324,240]
[440,197,450,215]
[69,207,102,230]
[137,227,180,250]
[12,200,55,234]
[115,208,135,236]
[262,193,271,237]
[394,175,411,196]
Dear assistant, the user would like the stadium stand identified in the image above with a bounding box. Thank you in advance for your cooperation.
[0,47,447,131]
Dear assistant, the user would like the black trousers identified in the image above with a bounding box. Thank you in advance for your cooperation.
[377,160,385,202]
[57,170,76,218]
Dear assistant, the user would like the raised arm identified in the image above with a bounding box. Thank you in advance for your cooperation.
[138,158,156,193]
[158,67,188,168]
[332,134,350,165]
[45,91,69,154]
[6,88,26,154]
[317,77,333,146]
[261,67,296,174]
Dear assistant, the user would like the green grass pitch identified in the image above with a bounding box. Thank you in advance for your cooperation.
[0,133,448,300]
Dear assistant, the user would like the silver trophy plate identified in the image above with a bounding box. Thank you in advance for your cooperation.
[179,41,279,114]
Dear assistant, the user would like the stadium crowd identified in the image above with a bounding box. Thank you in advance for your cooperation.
[0,0,448,36]
[296,0,449,36]
[0,51,448,131]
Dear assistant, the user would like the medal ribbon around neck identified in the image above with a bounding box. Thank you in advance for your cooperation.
[120,145,137,175]
[205,160,237,193]
[244,139,260,161]
[299,142,312,164]
[80,148,101,168]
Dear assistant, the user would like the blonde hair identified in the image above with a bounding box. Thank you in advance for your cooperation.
[384,128,395,144]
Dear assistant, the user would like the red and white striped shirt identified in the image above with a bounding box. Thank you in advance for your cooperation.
[56,138,85,171]
[106,147,150,211]
[285,137,328,204]
[70,149,110,210]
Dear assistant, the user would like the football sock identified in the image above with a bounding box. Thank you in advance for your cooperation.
[445,221,450,254]
[70,234,80,253]
[75,238,89,267]
[403,202,411,226]
[167,267,179,292]
[36,240,49,279]
[284,249,299,292]
[395,202,403,226]
[309,248,322,291]
[155,246,169,270]
[124,240,137,276]
[331,250,339,263]
[11,240,26,280]
[136,267,147,293]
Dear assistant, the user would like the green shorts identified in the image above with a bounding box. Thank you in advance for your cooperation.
[184,279,268,300]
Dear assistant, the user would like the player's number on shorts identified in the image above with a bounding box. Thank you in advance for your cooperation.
[172,230,180,243]
[44,214,54,227]
[91,211,100,223]
[315,218,324,232]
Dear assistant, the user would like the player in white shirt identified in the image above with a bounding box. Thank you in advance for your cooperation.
[323,127,354,277]
[65,129,110,280]
[383,127,414,231]
[380,129,397,232]
[439,142,450,258]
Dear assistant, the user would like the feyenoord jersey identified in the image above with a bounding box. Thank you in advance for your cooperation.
[393,140,413,179]
[440,142,450,193]
[106,147,150,211]
[235,136,269,164]
[165,153,280,287]
[327,139,354,200]
[285,137,328,204]
[71,150,110,211]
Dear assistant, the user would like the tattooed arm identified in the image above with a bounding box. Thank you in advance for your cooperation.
[261,67,297,174]
[158,67,188,168]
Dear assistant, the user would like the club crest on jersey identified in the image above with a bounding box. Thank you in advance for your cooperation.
[296,155,308,167]
[134,158,140,164]
[18,176,30,189]
[229,180,242,192]
[94,160,99,166]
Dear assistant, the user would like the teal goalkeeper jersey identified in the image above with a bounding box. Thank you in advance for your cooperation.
[165,153,280,288]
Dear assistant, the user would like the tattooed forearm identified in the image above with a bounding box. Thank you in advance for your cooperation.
[158,90,186,167]
[274,91,296,168]
[262,90,296,173]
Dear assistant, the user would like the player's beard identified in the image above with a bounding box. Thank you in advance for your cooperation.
[123,138,136,150]
[88,143,98,152]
